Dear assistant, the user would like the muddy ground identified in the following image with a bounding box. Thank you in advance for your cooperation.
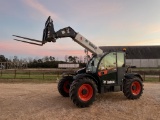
[0,82,160,120]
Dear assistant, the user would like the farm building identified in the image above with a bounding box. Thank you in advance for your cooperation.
[100,46,160,68]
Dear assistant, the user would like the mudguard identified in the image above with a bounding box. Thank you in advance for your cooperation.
[73,73,99,86]
[76,67,86,74]
[124,73,143,81]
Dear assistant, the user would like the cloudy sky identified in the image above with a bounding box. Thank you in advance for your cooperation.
[0,0,160,60]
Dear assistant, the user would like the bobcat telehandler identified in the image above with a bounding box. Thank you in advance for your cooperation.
[13,16,144,108]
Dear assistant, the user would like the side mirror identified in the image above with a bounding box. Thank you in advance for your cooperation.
[126,66,136,73]
[130,66,136,68]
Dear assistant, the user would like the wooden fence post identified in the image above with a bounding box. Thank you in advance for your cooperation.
[29,70,30,78]
[43,71,44,79]
[14,69,16,79]
[56,70,59,81]
[58,70,59,79]
[143,73,145,81]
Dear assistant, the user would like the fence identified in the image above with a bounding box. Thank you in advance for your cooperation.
[132,70,160,82]
[0,69,160,82]
[0,69,76,81]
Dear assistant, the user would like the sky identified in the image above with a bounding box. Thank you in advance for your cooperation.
[0,0,160,60]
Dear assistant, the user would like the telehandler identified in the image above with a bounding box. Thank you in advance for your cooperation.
[13,16,143,107]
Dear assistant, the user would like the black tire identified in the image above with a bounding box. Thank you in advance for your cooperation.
[123,77,143,99]
[69,77,97,108]
[58,76,73,97]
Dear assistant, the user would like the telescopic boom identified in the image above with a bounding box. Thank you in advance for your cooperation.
[13,16,103,55]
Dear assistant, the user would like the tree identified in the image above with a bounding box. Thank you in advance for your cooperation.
[38,59,43,63]
[33,59,38,63]
[79,56,83,63]
[49,56,55,61]
[68,56,79,63]
[73,56,78,63]
[27,57,33,63]
[68,56,74,63]
[0,55,6,62]
[13,56,19,62]
[84,55,91,63]
[44,56,49,62]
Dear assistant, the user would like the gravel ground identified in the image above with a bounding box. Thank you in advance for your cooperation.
[0,82,160,120]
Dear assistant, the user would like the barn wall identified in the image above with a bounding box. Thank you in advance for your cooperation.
[133,59,141,67]
[158,59,160,67]
[126,59,160,67]
[148,59,158,67]
[140,59,149,67]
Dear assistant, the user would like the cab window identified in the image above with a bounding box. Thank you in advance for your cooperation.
[98,52,116,71]
[117,52,125,67]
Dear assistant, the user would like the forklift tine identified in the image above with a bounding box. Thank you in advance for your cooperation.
[13,35,42,43]
[13,39,42,46]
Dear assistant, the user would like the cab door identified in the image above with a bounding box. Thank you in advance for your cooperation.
[117,52,126,85]
[97,52,117,85]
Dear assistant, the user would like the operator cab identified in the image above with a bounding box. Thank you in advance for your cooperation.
[86,52,126,89]
[87,52,125,71]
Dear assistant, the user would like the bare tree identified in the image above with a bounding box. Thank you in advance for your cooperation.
[65,55,68,62]
[27,57,33,63]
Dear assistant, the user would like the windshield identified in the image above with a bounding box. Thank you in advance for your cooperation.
[86,55,101,73]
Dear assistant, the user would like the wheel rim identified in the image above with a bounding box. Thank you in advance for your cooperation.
[63,81,69,93]
[131,81,141,95]
[78,84,93,101]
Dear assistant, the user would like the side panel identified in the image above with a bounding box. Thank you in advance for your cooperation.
[99,71,117,84]
[117,67,126,85]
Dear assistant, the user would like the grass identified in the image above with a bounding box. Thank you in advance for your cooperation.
[0,73,61,83]
[143,77,160,82]
[0,74,59,79]
[0,79,58,83]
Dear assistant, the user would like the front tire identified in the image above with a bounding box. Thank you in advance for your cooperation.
[123,77,143,99]
[58,76,73,97]
[69,77,97,108]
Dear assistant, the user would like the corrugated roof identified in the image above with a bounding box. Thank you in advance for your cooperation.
[100,46,160,59]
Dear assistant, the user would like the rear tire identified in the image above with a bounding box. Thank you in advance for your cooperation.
[123,77,143,99]
[69,77,97,108]
[58,76,73,97]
